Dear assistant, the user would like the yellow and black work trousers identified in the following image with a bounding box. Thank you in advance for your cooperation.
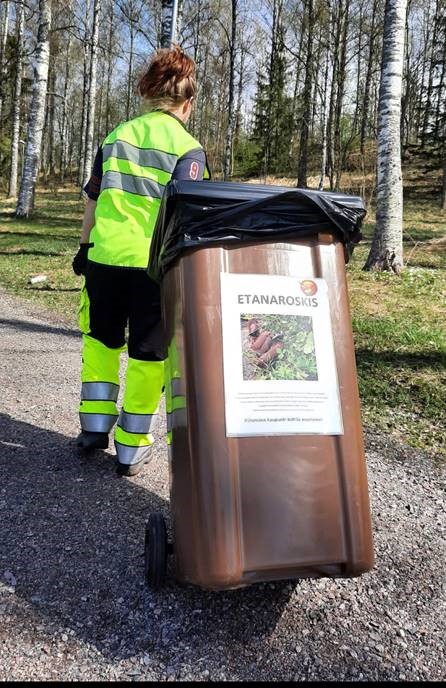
[79,262,165,466]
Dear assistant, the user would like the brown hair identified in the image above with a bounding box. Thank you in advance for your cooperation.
[137,44,196,112]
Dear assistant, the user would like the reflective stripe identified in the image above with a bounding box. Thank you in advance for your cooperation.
[166,406,187,431]
[171,377,182,396]
[101,170,164,198]
[115,441,152,466]
[80,412,117,433]
[102,141,178,173]
[119,410,158,434]
[81,381,119,402]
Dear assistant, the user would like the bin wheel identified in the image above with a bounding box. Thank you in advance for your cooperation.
[144,513,167,590]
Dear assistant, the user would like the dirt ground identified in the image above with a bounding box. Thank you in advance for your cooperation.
[0,289,444,681]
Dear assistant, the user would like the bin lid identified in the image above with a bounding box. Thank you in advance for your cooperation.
[148,180,366,283]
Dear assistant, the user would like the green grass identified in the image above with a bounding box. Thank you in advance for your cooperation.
[0,185,445,459]
[0,189,83,316]
[348,192,445,459]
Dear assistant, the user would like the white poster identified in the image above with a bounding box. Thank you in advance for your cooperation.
[220,272,343,437]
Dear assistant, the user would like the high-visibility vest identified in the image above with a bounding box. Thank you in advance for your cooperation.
[88,110,210,269]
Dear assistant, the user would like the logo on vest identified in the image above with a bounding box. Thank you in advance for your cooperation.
[189,161,199,180]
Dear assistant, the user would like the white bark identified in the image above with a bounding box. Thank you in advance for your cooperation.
[16,0,51,218]
[161,0,178,47]
[0,0,10,126]
[8,0,25,198]
[60,36,71,183]
[319,7,332,192]
[78,35,89,186]
[82,0,101,190]
[223,0,237,181]
[126,21,134,120]
[365,0,408,273]
[105,0,114,134]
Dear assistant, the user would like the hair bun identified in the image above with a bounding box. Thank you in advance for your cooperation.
[137,44,196,103]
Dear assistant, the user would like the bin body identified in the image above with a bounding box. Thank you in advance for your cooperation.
[162,233,374,590]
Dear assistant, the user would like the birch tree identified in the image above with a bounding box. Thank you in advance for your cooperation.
[223,0,237,180]
[360,0,379,154]
[0,0,10,130]
[8,0,25,198]
[297,0,315,188]
[364,0,408,273]
[161,0,178,47]
[319,1,332,191]
[16,0,51,218]
[82,0,101,189]
[59,35,71,183]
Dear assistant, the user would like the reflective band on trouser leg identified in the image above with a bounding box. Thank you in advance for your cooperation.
[114,358,164,465]
[166,392,186,444]
[164,357,173,446]
[79,334,125,433]
[165,339,183,446]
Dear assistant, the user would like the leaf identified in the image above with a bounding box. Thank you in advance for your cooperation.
[303,331,315,354]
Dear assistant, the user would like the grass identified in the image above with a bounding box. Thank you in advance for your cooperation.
[0,189,83,316]
[0,182,444,459]
[346,191,446,460]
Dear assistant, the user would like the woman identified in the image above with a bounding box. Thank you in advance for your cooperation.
[72,45,210,477]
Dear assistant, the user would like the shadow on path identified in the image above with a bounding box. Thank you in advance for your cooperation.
[0,318,81,338]
[0,413,293,671]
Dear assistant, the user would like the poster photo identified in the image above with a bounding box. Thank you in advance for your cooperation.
[220,272,344,437]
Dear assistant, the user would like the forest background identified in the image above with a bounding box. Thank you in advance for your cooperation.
[0,0,444,197]
[0,0,444,459]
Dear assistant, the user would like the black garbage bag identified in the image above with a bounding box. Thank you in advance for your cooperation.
[148,180,366,283]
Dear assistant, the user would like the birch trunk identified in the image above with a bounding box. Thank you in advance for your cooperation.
[414,4,430,140]
[8,0,24,198]
[297,0,314,188]
[223,0,237,181]
[421,0,440,147]
[333,0,350,191]
[82,0,101,190]
[16,0,51,218]
[0,0,10,129]
[177,0,184,38]
[126,22,134,121]
[47,67,56,180]
[327,2,341,189]
[433,36,446,141]
[360,2,378,154]
[442,159,446,211]
[96,56,105,147]
[319,7,332,191]
[60,36,71,183]
[352,2,364,136]
[105,0,114,134]
[78,0,90,187]
[161,0,178,47]
[364,0,408,273]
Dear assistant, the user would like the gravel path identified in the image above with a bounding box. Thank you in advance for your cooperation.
[0,289,444,682]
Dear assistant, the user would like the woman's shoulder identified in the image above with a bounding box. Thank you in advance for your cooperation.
[101,113,152,147]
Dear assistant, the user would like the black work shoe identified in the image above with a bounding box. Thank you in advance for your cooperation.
[76,431,109,451]
[116,449,152,477]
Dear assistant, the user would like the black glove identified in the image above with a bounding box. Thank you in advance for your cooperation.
[72,243,93,276]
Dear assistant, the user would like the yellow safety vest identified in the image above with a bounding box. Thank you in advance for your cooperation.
[88,110,209,268]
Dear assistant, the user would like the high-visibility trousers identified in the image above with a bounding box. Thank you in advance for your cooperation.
[78,262,165,466]
[164,337,186,447]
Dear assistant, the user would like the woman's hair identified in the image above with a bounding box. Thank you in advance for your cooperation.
[137,44,196,112]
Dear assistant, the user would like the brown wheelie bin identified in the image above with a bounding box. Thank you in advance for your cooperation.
[145,181,374,590]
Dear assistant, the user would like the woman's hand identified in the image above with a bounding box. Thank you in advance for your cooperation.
[72,243,93,276]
